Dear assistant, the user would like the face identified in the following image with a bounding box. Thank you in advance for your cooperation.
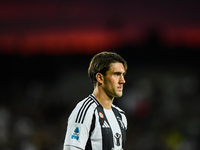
[102,62,126,99]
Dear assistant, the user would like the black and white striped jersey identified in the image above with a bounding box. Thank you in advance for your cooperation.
[63,94,127,150]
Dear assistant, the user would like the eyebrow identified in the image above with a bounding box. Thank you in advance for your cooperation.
[113,71,126,75]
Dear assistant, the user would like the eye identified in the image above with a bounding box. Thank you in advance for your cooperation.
[114,72,120,76]
[114,72,124,77]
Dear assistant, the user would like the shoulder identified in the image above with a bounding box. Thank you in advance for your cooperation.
[65,95,99,149]
[76,95,99,114]
[70,95,99,124]
[112,104,126,115]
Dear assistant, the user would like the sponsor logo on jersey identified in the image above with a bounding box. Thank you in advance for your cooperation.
[99,112,104,118]
[71,127,80,140]
[102,120,110,128]
[114,133,121,146]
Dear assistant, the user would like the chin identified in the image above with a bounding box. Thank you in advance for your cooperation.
[116,92,123,97]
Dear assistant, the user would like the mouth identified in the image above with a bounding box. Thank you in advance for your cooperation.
[117,86,123,91]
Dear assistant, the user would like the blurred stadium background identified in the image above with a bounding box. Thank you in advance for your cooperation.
[0,0,200,150]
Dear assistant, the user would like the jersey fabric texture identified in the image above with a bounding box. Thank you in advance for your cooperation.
[63,94,127,150]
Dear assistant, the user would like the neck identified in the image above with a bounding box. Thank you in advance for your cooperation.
[93,87,114,110]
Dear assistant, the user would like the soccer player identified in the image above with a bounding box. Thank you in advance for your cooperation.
[63,51,128,150]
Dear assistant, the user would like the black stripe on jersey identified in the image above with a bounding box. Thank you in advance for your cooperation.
[81,101,94,124]
[112,107,126,148]
[75,97,92,123]
[119,111,125,115]
[89,94,100,106]
[85,112,96,150]
[96,106,114,149]
[75,95,99,124]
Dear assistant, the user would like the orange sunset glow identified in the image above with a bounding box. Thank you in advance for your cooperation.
[0,0,200,55]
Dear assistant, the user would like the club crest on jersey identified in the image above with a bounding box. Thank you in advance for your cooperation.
[71,127,80,140]
[99,112,104,118]
[114,133,121,146]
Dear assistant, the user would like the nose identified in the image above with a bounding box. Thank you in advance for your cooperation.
[120,75,126,84]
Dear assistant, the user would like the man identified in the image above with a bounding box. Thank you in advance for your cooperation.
[63,51,128,150]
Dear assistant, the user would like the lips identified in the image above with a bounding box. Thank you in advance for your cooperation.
[117,86,123,90]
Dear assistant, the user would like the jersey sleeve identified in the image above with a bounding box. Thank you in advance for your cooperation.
[63,101,95,149]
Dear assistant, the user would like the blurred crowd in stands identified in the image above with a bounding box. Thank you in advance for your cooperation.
[0,54,200,150]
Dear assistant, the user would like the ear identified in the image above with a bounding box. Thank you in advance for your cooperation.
[96,73,104,84]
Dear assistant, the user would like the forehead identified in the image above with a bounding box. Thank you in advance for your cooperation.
[109,62,125,72]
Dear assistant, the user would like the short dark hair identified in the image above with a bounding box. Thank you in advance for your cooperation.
[88,51,127,86]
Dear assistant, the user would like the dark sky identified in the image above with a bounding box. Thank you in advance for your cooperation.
[0,0,200,55]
